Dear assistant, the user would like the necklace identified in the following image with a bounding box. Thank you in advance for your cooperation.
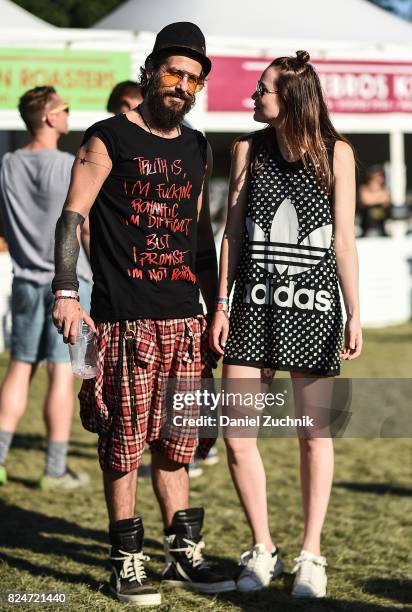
[136,105,181,137]
[137,105,152,134]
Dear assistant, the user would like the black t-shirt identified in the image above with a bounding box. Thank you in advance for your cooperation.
[82,114,207,322]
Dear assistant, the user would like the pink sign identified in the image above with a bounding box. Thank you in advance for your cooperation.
[208,56,412,114]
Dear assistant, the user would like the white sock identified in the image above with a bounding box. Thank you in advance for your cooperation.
[0,430,13,465]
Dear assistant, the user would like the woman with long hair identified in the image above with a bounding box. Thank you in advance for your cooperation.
[210,51,362,598]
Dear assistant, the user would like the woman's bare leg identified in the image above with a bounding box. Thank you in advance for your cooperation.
[223,364,276,552]
[291,372,334,555]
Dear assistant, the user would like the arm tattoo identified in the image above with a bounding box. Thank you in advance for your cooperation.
[52,210,85,292]
[75,155,111,170]
[84,148,109,156]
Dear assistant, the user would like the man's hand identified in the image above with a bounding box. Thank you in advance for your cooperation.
[53,299,96,345]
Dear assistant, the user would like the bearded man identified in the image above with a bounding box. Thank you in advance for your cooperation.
[51,22,234,606]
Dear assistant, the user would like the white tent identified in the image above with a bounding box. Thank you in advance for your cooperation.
[0,0,55,29]
[95,0,412,45]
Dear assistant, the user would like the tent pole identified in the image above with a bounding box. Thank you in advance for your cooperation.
[389,130,405,207]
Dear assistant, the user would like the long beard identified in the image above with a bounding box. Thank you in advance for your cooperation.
[145,75,195,130]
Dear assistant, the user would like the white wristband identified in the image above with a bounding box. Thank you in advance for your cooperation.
[54,289,79,298]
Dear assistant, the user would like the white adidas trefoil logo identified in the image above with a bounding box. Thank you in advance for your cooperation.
[246,197,332,277]
[244,198,333,312]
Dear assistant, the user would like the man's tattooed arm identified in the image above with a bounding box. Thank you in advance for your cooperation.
[52,136,112,293]
[51,135,112,341]
[52,211,84,292]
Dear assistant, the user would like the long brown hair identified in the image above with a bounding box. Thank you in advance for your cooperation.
[252,50,353,193]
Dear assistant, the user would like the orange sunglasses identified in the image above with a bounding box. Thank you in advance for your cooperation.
[160,70,204,95]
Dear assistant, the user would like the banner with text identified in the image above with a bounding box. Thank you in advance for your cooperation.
[0,48,131,110]
[208,56,412,114]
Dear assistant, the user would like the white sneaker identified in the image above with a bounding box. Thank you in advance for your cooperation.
[237,543,283,592]
[291,550,327,598]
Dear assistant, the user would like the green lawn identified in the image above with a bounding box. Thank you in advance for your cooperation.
[0,323,411,611]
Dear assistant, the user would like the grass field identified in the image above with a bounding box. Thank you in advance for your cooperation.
[0,323,411,612]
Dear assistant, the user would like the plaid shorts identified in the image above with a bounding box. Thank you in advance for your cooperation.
[79,315,215,473]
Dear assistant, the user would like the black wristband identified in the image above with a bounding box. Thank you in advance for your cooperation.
[52,210,84,292]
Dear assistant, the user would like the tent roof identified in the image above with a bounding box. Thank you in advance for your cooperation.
[0,0,55,29]
[94,0,412,45]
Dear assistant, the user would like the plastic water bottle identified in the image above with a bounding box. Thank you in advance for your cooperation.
[69,321,98,379]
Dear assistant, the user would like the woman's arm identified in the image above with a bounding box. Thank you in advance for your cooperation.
[218,138,251,298]
[333,140,362,360]
[210,138,251,354]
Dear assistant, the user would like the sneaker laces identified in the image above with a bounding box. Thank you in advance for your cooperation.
[239,547,267,574]
[111,549,150,584]
[292,553,327,582]
[169,538,209,568]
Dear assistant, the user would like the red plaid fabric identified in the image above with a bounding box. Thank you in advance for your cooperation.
[79,315,215,473]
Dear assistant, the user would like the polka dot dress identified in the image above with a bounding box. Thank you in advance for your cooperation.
[223,130,343,376]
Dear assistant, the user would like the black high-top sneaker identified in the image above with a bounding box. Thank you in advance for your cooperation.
[162,507,236,593]
[109,517,161,606]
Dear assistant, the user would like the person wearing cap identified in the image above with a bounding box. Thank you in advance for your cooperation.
[52,22,235,606]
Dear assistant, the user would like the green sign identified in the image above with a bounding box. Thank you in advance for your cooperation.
[0,48,132,110]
